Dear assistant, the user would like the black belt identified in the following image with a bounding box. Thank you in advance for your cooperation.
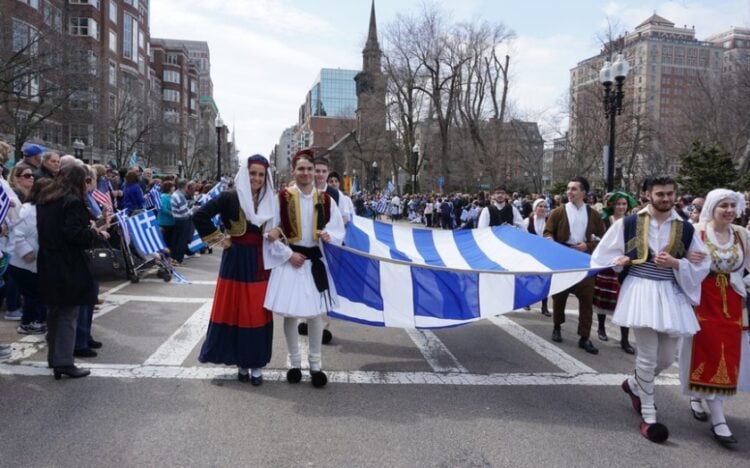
[290,245,329,294]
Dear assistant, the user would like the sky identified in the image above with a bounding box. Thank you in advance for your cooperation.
[150,0,750,157]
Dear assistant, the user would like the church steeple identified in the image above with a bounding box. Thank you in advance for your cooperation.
[362,0,382,72]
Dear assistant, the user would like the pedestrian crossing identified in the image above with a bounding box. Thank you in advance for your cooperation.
[0,278,682,387]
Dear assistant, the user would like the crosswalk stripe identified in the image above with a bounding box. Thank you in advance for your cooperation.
[142,301,212,366]
[405,329,468,373]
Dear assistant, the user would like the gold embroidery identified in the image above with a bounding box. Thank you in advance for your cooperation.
[691,362,705,381]
[709,344,731,385]
[627,213,650,264]
[666,220,685,258]
[715,273,731,319]
[226,209,247,237]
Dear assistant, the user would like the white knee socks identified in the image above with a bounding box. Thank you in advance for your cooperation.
[283,315,324,372]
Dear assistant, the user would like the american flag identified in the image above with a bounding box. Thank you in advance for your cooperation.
[0,185,10,226]
[144,184,161,210]
[92,189,113,210]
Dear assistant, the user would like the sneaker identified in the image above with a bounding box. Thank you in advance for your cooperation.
[17,322,46,335]
[193,252,201,257]
[4,309,22,321]
[0,344,11,360]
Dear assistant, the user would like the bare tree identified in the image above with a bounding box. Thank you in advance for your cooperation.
[109,77,151,168]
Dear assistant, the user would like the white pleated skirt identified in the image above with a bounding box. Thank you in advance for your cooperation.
[612,276,700,336]
[263,260,338,318]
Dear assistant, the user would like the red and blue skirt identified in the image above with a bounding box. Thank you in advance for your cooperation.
[198,231,273,368]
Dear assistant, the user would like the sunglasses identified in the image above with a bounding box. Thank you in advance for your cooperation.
[19,173,34,179]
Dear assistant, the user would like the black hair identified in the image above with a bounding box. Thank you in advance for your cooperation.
[643,176,676,192]
[570,176,589,193]
[327,171,341,182]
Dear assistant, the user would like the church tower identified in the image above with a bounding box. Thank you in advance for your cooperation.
[354,1,386,147]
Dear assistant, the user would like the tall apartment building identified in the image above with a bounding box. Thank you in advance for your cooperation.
[294,68,359,151]
[568,14,723,185]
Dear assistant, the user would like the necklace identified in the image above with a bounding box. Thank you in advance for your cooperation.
[704,226,741,274]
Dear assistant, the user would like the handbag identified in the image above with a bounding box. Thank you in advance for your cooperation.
[84,240,127,281]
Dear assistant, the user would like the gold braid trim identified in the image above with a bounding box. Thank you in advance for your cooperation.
[311,190,321,242]
[201,229,224,244]
[627,212,650,265]
[715,273,731,319]
[225,209,247,237]
[666,219,686,258]
[284,187,303,244]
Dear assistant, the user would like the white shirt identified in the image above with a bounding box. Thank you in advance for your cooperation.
[564,202,589,244]
[338,191,354,224]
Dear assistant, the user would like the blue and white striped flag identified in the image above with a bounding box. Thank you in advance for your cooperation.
[128,152,137,168]
[197,182,225,206]
[125,210,166,255]
[114,209,130,246]
[384,180,395,196]
[170,268,191,284]
[144,184,161,210]
[375,197,388,214]
[324,215,605,329]
[0,185,11,226]
[188,230,207,253]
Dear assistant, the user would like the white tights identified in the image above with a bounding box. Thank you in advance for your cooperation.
[627,328,679,424]
[284,316,324,372]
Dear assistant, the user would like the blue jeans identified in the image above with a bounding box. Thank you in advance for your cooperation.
[8,266,46,324]
[75,282,99,350]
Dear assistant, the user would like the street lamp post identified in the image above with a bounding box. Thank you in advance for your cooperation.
[599,53,630,192]
[177,159,183,178]
[72,138,85,160]
[411,142,419,194]
[371,160,378,193]
[352,168,357,194]
[215,115,224,181]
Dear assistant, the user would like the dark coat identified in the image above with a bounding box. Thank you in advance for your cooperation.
[37,194,99,306]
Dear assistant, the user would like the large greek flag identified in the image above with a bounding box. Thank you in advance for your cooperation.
[125,210,166,255]
[324,216,603,329]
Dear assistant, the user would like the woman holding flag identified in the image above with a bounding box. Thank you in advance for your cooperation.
[193,154,277,385]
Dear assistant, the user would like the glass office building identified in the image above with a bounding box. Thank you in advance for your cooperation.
[307,68,359,118]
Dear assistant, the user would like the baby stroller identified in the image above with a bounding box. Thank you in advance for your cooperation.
[116,209,172,283]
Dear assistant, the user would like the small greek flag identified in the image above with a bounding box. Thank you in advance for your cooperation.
[170,268,191,284]
[197,182,225,206]
[145,185,161,210]
[125,210,166,255]
[114,210,130,246]
[0,185,11,226]
[188,230,207,253]
[128,152,137,168]
[384,180,395,196]
[375,197,388,214]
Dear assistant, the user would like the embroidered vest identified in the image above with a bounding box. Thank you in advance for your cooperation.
[278,187,331,244]
[619,213,694,282]
[488,204,514,226]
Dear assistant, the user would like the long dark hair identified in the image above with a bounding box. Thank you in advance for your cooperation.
[37,164,88,205]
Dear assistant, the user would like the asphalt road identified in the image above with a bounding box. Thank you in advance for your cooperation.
[1,251,749,467]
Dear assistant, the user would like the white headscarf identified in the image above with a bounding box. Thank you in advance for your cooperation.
[234,154,276,232]
[699,188,746,224]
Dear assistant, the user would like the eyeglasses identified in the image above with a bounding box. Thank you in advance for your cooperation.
[692,205,703,212]
[19,173,34,179]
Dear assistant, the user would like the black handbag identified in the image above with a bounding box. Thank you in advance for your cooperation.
[84,240,127,281]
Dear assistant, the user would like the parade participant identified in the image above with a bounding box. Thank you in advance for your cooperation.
[194,155,277,385]
[544,177,605,354]
[591,176,710,443]
[592,191,637,354]
[264,149,345,388]
[689,197,704,224]
[476,186,524,229]
[313,156,339,205]
[524,198,551,316]
[679,189,750,446]
[327,172,354,224]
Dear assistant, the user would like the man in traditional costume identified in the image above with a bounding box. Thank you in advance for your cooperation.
[476,186,524,229]
[264,149,346,388]
[194,155,277,385]
[591,176,710,443]
[679,189,750,446]
[544,176,606,354]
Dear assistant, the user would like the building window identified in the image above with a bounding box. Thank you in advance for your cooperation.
[166,54,178,65]
[18,0,40,9]
[69,0,100,8]
[123,0,135,5]
[163,70,180,84]
[109,30,117,52]
[12,20,39,54]
[109,0,117,23]
[43,1,63,31]
[70,17,99,40]
[138,31,144,49]
[123,13,138,60]
[109,62,117,85]
[162,89,179,102]
[138,55,145,74]
[190,80,196,93]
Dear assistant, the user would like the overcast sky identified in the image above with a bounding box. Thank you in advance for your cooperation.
[150,0,749,158]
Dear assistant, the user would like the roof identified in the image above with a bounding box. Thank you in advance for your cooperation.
[635,14,675,30]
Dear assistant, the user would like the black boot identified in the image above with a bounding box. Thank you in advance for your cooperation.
[620,327,635,354]
[597,314,608,341]
[540,299,551,317]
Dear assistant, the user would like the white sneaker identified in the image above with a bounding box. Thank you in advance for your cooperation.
[17,322,46,335]
[0,344,11,360]
[4,309,22,321]
[193,252,201,257]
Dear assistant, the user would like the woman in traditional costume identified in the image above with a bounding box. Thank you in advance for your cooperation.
[593,191,637,353]
[679,188,750,446]
[194,155,277,385]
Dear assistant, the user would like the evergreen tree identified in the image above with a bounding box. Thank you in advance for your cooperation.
[676,141,738,197]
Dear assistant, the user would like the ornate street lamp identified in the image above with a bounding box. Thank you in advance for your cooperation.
[371,160,379,192]
[411,142,419,194]
[72,138,85,160]
[215,115,224,180]
[599,53,630,192]
[177,159,183,178]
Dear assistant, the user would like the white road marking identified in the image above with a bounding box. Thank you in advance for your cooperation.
[106,294,208,304]
[405,329,468,373]
[0,361,682,386]
[488,315,596,374]
[101,280,133,296]
[6,335,47,362]
[92,301,125,320]
[140,279,217,285]
[142,301,213,366]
